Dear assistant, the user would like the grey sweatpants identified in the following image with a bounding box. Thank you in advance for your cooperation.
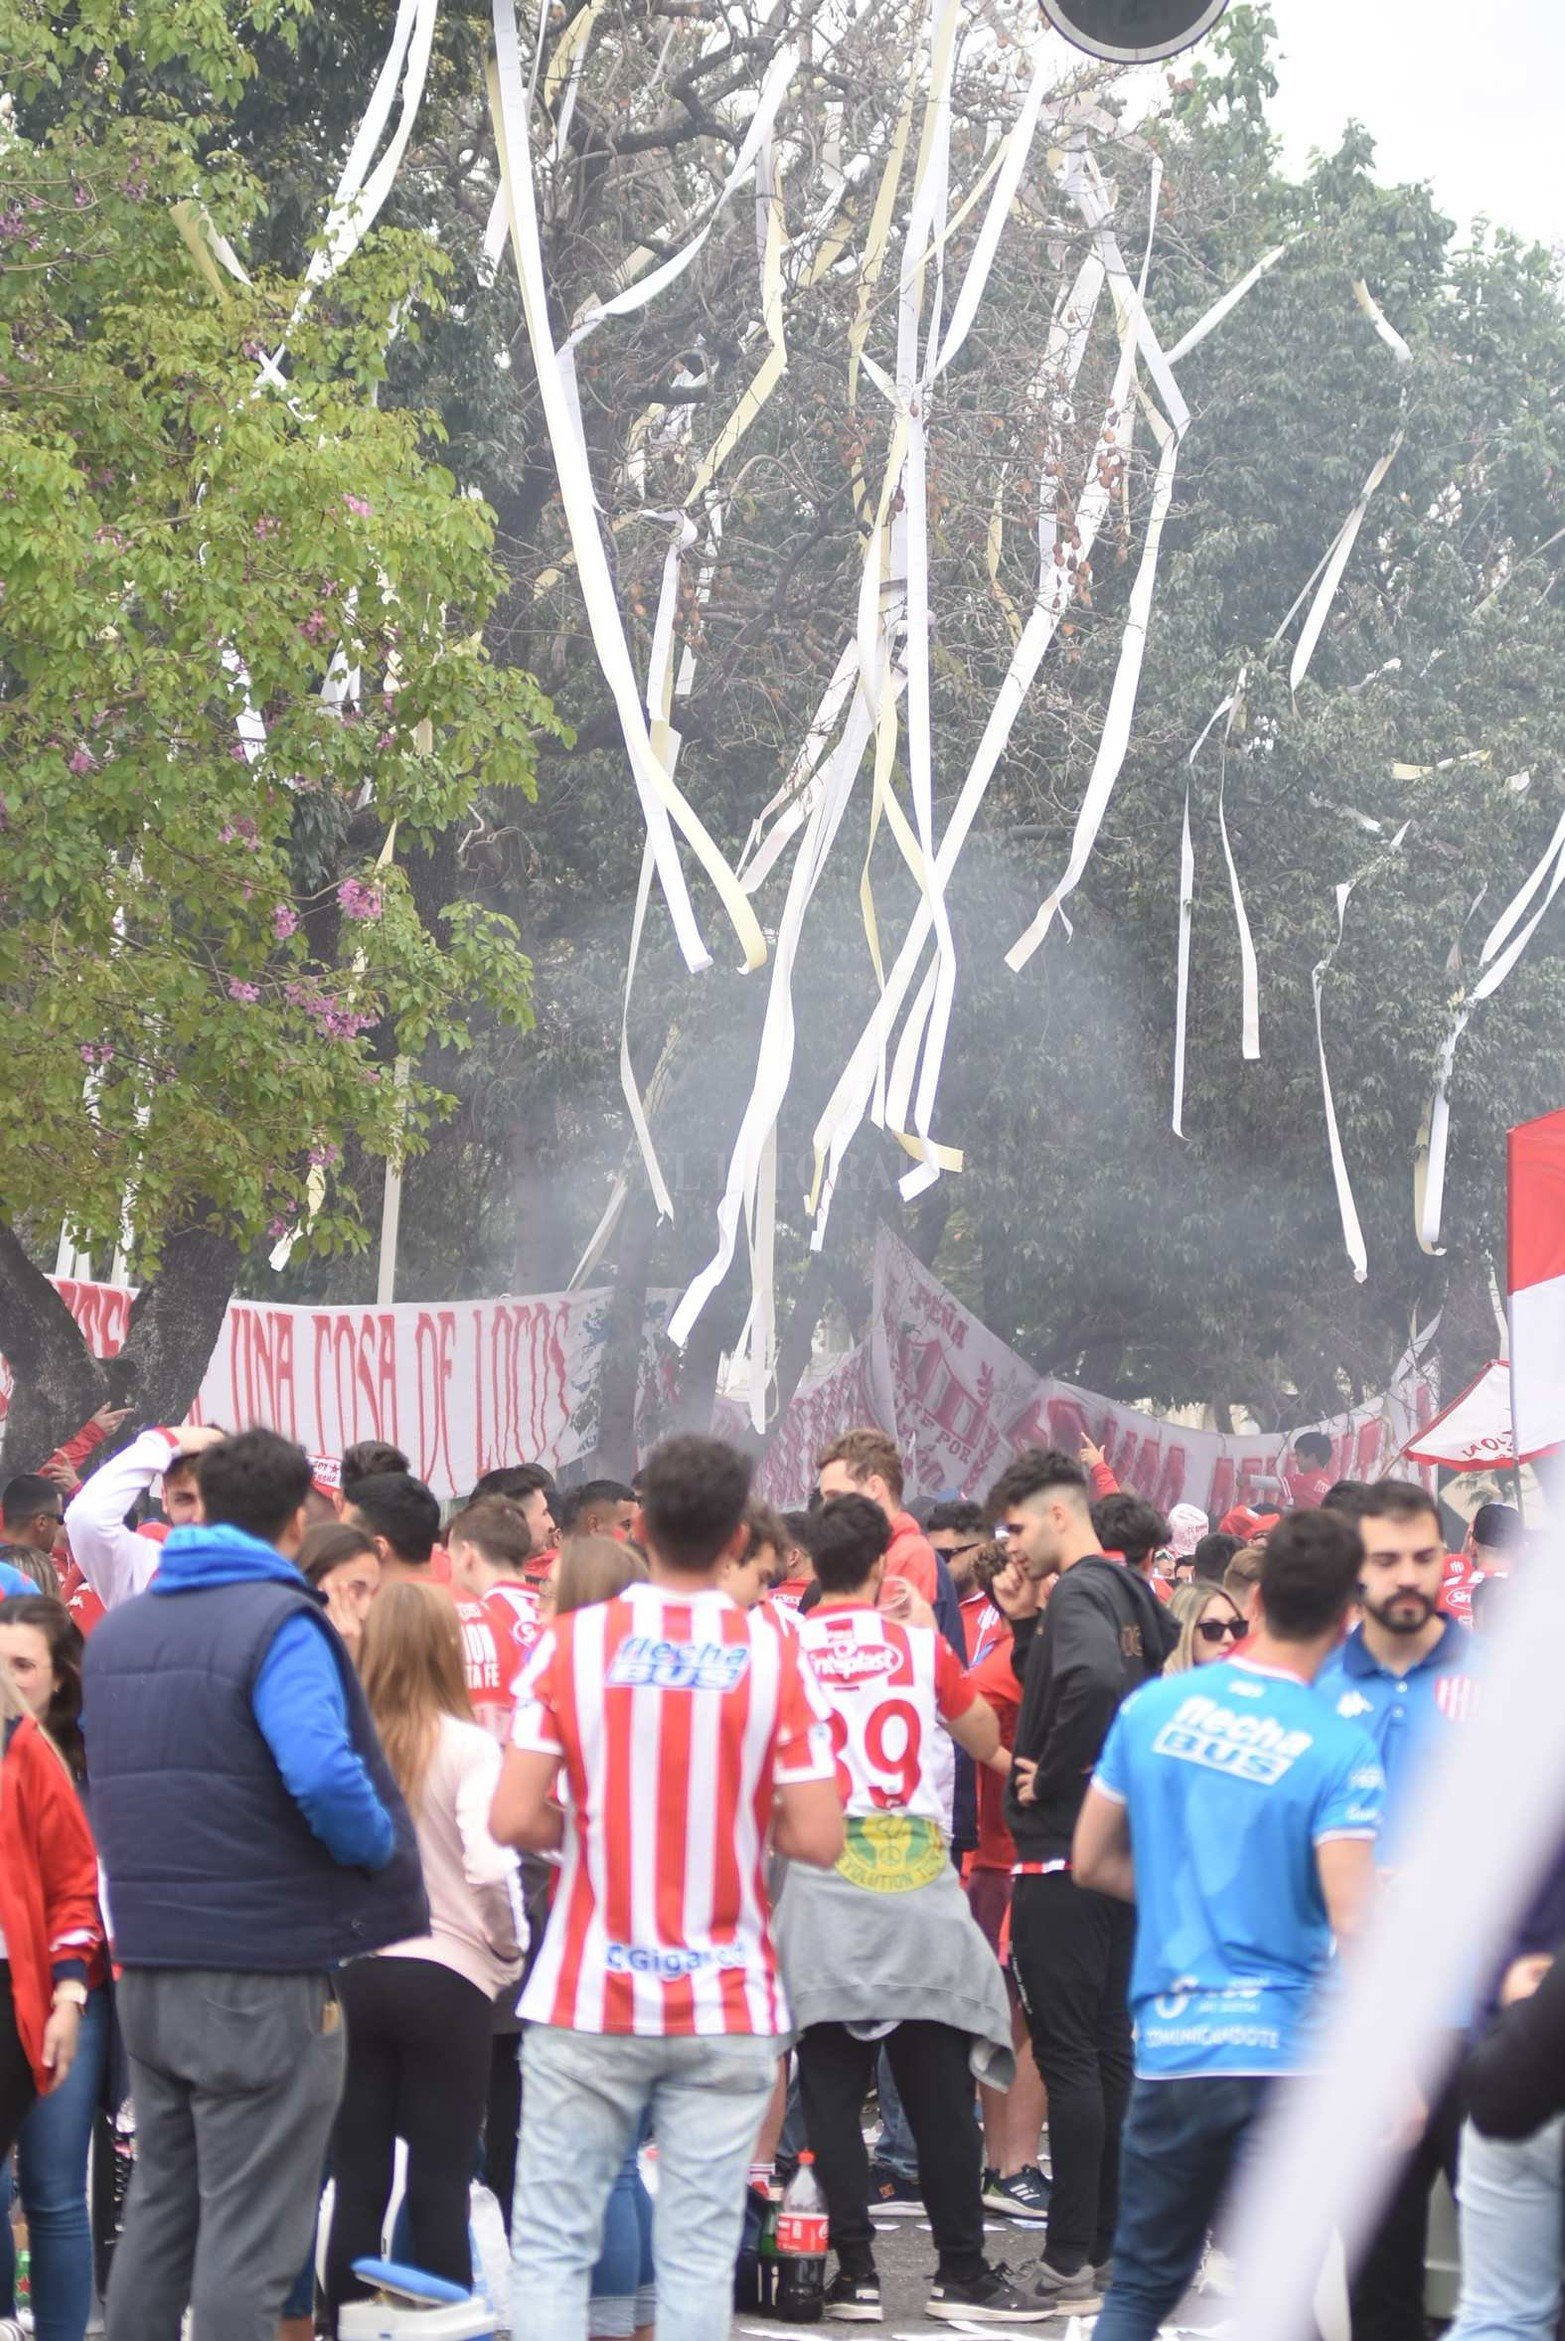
[107,1967,346,2341]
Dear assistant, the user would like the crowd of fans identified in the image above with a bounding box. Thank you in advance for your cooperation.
[0,1392,1552,2340]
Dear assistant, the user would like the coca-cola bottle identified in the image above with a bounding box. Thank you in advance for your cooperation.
[774,2150,829,2324]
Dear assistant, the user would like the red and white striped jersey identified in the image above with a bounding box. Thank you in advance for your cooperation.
[513,1581,835,2036]
[455,1580,544,1740]
[485,1578,543,1702]
[795,1603,977,1827]
[455,1596,512,1741]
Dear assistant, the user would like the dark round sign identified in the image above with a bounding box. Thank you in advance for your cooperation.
[1040,0,1230,62]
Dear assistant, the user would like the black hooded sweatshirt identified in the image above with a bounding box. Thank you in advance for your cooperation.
[1005,1555,1180,1864]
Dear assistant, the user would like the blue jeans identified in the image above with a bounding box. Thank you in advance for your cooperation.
[0,1986,111,2341]
[1450,2115,1564,2339]
[1094,2074,1270,2341]
[589,2126,655,2338]
[874,2051,919,2184]
[511,2024,775,2341]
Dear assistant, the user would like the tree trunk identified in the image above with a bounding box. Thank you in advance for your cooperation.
[0,1221,112,1470]
[668,1302,728,1438]
[118,1217,243,1435]
[0,1212,239,1470]
[1436,1250,1503,1405]
[590,1183,659,1479]
[739,1248,830,1460]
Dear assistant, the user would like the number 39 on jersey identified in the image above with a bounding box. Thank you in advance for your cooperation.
[795,1605,976,1825]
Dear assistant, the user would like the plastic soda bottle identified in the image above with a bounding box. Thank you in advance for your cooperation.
[773,2150,829,2323]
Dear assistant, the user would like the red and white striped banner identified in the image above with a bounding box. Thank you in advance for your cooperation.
[1508,1106,1565,1461]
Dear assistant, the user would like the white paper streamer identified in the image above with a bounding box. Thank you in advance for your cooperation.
[1214,691,1261,1062]
[1163,240,1289,365]
[666,691,875,1414]
[1006,382,1180,968]
[892,0,961,1182]
[1312,823,1409,1281]
[1417,805,1565,1252]
[931,34,1055,380]
[808,252,1118,1235]
[488,0,766,978]
[1171,782,1196,1137]
[561,44,799,354]
[1007,149,1187,969]
[1288,283,1411,694]
[305,0,437,292]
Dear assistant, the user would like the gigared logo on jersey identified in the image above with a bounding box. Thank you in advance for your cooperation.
[606,1635,751,1692]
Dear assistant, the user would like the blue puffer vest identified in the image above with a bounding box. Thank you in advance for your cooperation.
[84,1577,428,1970]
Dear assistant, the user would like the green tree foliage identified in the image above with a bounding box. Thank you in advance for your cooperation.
[379,0,1563,1427]
[0,0,561,1457]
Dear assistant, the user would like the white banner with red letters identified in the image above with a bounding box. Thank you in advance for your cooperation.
[0,1277,617,1500]
[745,1229,1441,1511]
[3,1237,1440,1512]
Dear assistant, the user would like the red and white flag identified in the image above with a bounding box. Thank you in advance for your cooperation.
[1508,1108,1565,1461]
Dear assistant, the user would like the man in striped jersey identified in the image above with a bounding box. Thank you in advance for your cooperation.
[492,1434,843,2341]
[779,1494,1046,2326]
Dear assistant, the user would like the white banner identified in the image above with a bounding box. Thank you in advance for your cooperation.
[746,1229,1440,1512]
[1,1277,618,1501]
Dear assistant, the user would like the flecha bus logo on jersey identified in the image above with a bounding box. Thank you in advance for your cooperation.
[606,1635,751,1692]
[1151,1692,1314,1787]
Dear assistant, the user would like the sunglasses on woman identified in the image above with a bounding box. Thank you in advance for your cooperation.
[1196,1616,1244,1645]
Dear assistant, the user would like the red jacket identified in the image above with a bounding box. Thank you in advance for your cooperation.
[881,1512,938,1606]
[0,1716,103,2093]
[36,1415,110,1497]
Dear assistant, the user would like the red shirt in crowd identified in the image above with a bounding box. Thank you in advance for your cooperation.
[881,1511,939,1607]
[966,1629,1022,1874]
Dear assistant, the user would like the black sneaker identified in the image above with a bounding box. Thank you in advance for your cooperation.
[865,2159,922,2215]
[927,2261,1049,2323]
[825,2267,883,2321]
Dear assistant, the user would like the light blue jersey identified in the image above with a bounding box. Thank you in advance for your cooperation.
[1094,1657,1384,2078]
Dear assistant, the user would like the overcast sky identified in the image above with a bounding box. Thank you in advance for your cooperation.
[1260,0,1565,249]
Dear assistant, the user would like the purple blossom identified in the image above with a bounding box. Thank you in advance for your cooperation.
[272,904,299,940]
[343,494,372,519]
[67,743,96,776]
[227,979,260,1003]
[73,185,91,209]
[308,1143,342,1168]
[375,730,395,752]
[229,740,249,762]
[299,609,331,645]
[218,817,259,849]
[337,877,382,922]
[79,1042,115,1067]
[254,515,281,539]
[267,1216,292,1241]
[308,1000,374,1042]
